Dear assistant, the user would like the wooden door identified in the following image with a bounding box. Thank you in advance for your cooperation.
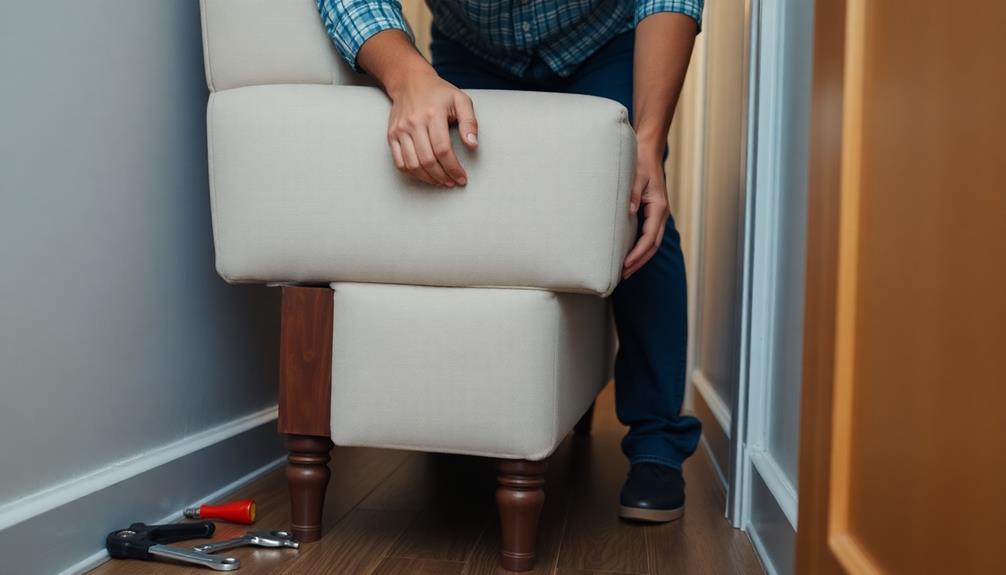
[796,1,1006,573]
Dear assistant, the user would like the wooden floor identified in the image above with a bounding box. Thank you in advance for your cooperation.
[91,385,762,575]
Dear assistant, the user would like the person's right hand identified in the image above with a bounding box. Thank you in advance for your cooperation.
[386,69,479,187]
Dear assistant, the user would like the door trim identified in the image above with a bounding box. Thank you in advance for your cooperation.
[794,0,846,572]
[732,0,810,571]
[825,0,880,571]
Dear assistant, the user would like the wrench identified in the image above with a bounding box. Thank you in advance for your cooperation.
[194,530,300,554]
[106,521,240,571]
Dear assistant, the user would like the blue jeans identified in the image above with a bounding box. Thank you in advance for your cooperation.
[430,27,702,469]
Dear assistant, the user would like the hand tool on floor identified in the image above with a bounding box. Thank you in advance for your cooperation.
[194,530,300,554]
[106,521,240,571]
[184,498,257,525]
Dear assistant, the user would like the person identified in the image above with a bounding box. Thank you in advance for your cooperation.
[317,0,704,523]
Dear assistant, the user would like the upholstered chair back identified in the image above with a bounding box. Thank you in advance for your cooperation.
[200,0,375,91]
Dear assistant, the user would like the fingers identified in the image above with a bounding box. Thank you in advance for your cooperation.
[389,108,469,186]
[623,201,668,279]
[623,213,659,278]
[411,126,456,186]
[397,133,438,186]
[429,119,467,185]
[647,221,667,273]
[386,83,476,186]
[629,170,646,215]
[390,139,405,170]
[454,92,479,150]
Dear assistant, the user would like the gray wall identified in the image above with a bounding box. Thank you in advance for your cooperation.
[692,0,748,480]
[697,0,747,402]
[697,0,746,403]
[0,0,279,505]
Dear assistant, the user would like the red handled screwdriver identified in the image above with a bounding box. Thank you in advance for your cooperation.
[183,499,256,525]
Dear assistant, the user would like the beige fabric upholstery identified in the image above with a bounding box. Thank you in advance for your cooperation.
[208,85,636,295]
[328,283,608,460]
[200,1,625,462]
[200,0,374,91]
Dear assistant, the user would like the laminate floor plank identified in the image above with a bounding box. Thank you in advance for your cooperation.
[88,446,407,575]
[553,427,649,575]
[461,440,574,575]
[372,557,467,575]
[89,384,764,575]
[385,454,496,562]
[316,446,411,532]
[358,453,432,511]
[555,569,631,575]
[275,509,414,575]
[644,448,763,575]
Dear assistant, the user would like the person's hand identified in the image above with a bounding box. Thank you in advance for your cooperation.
[386,69,479,187]
[622,146,669,279]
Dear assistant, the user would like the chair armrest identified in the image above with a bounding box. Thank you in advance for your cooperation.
[208,85,636,296]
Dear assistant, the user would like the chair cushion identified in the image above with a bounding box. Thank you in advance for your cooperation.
[328,282,609,460]
[208,85,636,296]
[200,0,372,91]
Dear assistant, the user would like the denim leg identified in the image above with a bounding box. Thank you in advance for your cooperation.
[610,216,701,468]
[430,25,702,467]
[563,31,702,469]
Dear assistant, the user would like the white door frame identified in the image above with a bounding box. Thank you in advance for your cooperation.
[679,0,801,547]
[729,0,803,572]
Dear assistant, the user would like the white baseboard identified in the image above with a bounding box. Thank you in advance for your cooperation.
[0,406,285,575]
[690,369,732,435]
[691,370,732,490]
[748,449,798,529]
[746,461,797,575]
[699,434,728,488]
[747,521,780,575]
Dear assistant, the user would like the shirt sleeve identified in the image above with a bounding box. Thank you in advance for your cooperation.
[635,0,704,30]
[316,0,412,71]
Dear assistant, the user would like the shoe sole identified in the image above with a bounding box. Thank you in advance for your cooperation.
[619,504,685,523]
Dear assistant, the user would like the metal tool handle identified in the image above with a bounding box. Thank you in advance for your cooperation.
[145,521,216,544]
[149,545,241,571]
[194,530,300,554]
[193,536,254,554]
[106,521,216,559]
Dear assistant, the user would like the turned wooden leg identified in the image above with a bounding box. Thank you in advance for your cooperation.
[278,287,335,542]
[496,459,547,572]
[286,434,334,542]
[573,400,596,435]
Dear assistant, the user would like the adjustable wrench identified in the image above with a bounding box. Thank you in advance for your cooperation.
[194,530,300,554]
[106,521,240,571]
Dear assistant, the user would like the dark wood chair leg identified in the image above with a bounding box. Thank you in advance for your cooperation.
[573,400,596,435]
[286,434,334,542]
[278,287,335,542]
[496,459,547,572]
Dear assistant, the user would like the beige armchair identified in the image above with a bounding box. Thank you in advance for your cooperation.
[200,0,635,570]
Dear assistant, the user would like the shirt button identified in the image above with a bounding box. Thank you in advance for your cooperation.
[522,21,530,32]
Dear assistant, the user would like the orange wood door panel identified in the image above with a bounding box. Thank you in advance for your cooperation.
[798,1,1006,573]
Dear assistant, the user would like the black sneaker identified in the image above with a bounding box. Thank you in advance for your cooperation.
[618,462,685,523]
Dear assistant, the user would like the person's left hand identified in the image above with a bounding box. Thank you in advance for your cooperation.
[623,146,669,279]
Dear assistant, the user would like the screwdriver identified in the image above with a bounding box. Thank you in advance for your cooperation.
[183,499,256,525]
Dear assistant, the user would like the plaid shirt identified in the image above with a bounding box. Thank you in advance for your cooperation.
[318,0,703,78]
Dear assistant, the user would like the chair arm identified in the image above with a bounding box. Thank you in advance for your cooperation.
[208,84,636,296]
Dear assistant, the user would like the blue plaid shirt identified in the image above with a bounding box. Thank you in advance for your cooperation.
[318,0,703,78]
